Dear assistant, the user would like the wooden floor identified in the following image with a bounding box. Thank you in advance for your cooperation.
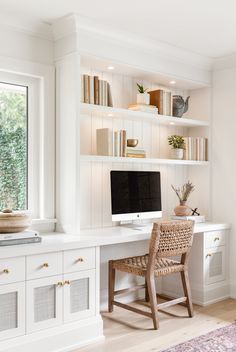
[77,299,236,352]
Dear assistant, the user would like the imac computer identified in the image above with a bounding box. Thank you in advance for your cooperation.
[110,170,162,226]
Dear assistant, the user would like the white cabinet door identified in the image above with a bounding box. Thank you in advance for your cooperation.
[26,275,63,333]
[0,282,25,341]
[205,246,226,285]
[63,270,95,323]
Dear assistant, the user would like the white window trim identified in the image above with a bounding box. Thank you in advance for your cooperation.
[0,58,55,231]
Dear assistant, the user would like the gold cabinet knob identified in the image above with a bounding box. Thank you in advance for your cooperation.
[3,269,10,274]
[214,237,220,241]
[64,280,71,285]
[42,263,49,268]
[57,281,64,286]
[77,258,84,262]
[206,253,212,258]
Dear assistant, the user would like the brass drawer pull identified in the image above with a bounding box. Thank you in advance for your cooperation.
[3,269,10,274]
[42,263,49,268]
[64,280,71,285]
[76,258,84,263]
[206,253,212,258]
[57,281,64,287]
[214,237,220,241]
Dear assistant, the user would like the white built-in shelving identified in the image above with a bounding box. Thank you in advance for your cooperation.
[80,154,209,166]
[80,103,209,128]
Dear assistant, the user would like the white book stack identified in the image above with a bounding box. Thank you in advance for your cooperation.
[184,137,208,161]
[128,103,158,113]
[0,230,41,246]
[96,128,127,157]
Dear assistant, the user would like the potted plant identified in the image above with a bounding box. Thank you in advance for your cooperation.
[168,135,185,159]
[171,181,195,216]
[136,83,150,105]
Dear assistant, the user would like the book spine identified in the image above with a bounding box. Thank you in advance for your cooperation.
[94,76,99,105]
[83,74,89,104]
[89,76,94,104]
[98,80,102,105]
[81,75,84,103]
[121,130,127,157]
[104,81,108,106]
[107,82,113,107]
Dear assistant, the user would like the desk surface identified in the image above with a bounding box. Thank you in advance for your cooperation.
[0,222,230,259]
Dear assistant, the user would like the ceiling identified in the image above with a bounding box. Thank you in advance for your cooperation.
[0,0,236,59]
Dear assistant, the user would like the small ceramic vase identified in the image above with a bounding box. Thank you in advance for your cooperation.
[137,93,150,105]
[170,148,184,160]
[174,201,191,216]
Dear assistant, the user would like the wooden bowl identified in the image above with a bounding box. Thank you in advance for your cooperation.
[0,209,31,233]
[127,139,139,147]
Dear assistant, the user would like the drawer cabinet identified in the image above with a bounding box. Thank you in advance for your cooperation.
[0,282,25,341]
[64,248,95,273]
[26,252,63,280]
[205,231,226,249]
[0,257,25,285]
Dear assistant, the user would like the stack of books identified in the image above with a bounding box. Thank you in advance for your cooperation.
[183,137,208,161]
[128,104,158,114]
[81,74,113,107]
[148,89,172,116]
[96,128,127,157]
[0,231,41,246]
[126,147,146,158]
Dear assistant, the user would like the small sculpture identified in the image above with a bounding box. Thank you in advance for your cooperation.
[172,95,190,117]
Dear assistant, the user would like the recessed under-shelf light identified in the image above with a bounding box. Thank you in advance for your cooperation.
[170,122,175,125]
[170,80,176,85]
[108,113,113,117]
[107,66,115,70]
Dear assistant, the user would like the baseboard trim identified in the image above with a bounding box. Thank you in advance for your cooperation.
[0,315,104,352]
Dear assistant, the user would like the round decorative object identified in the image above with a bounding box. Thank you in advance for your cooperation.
[127,139,139,147]
[137,93,150,105]
[0,209,31,233]
[170,148,184,160]
[174,202,191,216]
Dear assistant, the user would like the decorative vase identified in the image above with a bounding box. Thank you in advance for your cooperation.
[137,93,150,105]
[170,148,184,160]
[174,201,191,216]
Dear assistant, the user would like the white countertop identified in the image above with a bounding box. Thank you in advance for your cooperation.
[0,222,230,258]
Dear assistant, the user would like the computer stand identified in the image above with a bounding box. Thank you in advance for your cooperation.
[120,220,153,231]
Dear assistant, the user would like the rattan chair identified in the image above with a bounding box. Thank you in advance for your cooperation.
[108,220,194,329]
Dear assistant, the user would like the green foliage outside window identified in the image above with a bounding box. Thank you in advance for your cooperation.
[0,86,27,210]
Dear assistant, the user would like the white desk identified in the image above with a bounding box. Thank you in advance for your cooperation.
[0,222,230,352]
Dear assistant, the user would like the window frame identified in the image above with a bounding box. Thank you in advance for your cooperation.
[0,63,55,228]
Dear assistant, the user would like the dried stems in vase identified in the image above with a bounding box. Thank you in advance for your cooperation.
[171,181,195,204]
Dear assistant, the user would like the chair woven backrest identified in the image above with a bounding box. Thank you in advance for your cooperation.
[149,220,194,260]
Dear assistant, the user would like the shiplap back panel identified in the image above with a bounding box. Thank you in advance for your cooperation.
[80,66,210,229]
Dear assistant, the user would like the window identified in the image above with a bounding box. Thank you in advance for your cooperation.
[0,66,55,227]
[0,82,28,210]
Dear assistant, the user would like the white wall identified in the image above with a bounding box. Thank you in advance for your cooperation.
[212,67,236,297]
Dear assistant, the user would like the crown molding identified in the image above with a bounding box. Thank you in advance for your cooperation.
[52,14,213,72]
[213,54,236,71]
[0,13,53,41]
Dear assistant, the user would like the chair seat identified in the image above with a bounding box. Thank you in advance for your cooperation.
[112,254,184,277]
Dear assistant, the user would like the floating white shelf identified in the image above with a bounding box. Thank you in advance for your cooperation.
[80,103,209,128]
[80,154,209,166]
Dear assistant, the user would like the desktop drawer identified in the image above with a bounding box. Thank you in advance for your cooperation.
[26,252,63,280]
[205,231,226,249]
[63,247,96,273]
[0,257,25,284]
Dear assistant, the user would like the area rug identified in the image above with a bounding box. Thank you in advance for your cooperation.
[162,322,236,351]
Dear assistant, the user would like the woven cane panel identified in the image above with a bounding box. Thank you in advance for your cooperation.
[154,221,194,257]
[0,292,17,332]
[70,278,89,313]
[34,285,56,322]
[209,252,222,277]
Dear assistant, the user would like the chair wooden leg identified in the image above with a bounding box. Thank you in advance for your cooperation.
[181,270,194,317]
[108,260,116,312]
[146,275,159,330]
[145,277,149,302]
